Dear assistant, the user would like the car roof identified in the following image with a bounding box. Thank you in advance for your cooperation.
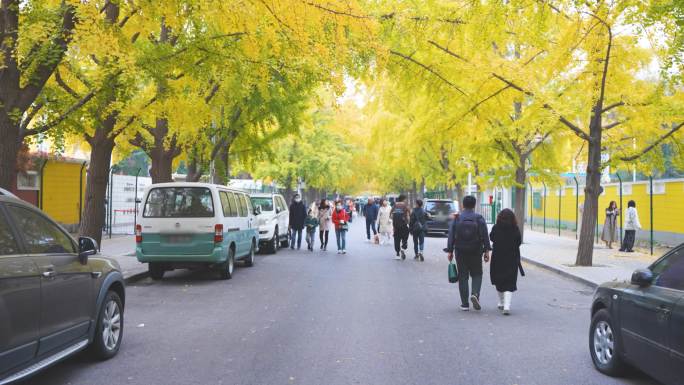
[143,182,248,193]
[0,195,35,208]
[426,199,455,202]
[250,193,282,198]
[0,187,18,198]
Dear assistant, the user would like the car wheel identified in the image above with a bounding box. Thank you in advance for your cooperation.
[280,230,290,248]
[269,228,279,254]
[149,263,165,280]
[590,309,627,376]
[244,241,255,267]
[90,290,124,360]
[218,248,235,280]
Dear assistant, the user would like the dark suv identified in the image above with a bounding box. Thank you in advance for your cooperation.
[589,244,684,385]
[0,196,125,384]
[424,199,458,236]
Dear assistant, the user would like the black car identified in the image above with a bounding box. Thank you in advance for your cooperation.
[424,199,458,235]
[589,244,684,385]
[0,196,125,384]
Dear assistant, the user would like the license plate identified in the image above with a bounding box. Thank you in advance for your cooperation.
[167,235,191,243]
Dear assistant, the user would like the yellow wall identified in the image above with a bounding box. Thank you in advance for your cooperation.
[42,162,87,228]
[529,179,684,235]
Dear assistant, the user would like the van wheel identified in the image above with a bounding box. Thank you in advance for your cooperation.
[590,309,627,376]
[218,248,235,280]
[244,241,255,267]
[90,291,123,360]
[149,263,165,280]
[269,229,279,254]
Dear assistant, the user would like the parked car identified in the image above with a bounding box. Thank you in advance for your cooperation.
[0,195,125,384]
[589,244,684,385]
[250,193,289,253]
[136,183,260,280]
[424,199,459,236]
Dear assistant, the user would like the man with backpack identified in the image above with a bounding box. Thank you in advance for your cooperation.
[447,195,491,311]
[391,194,411,260]
[410,199,430,261]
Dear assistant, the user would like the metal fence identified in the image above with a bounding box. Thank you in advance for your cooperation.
[103,171,151,237]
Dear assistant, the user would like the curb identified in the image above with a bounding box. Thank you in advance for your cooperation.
[124,270,149,284]
[521,256,598,289]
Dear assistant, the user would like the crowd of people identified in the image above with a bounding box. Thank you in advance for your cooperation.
[285,193,525,316]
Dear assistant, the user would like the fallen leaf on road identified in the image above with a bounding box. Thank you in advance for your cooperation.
[137,323,145,328]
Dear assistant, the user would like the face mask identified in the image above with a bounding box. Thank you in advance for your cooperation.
[336,205,342,210]
[295,198,301,203]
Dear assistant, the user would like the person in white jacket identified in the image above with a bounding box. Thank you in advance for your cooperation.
[377,199,393,245]
[619,200,641,252]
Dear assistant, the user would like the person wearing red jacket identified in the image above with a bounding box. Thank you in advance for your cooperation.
[332,199,350,254]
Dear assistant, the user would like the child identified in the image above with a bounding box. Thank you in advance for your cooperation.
[305,209,319,251]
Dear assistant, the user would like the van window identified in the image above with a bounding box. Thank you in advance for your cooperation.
[225,192,238,217]
[237,194,247,217]
[219,192,231,217]
[143,187,214,218]
[276,196,286,212]
[241,194,252,216]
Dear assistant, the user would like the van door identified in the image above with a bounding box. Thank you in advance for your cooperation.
[141,186,217,256]
[7,205,92,357]
[220,191,241,255]
[235,193,250,255]
[0,206,40,375]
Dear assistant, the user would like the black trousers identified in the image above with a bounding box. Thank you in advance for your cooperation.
[621,230,636,251]
[394,227,409,254]
[319,230,329,247]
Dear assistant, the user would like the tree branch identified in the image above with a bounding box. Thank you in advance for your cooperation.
[427,40,469,63]
[602,120,625,130]
[389,50,467,96]
[21,89,96,137]
[620,122,684,161]
[601,101,624,114]
[54,68,81,99]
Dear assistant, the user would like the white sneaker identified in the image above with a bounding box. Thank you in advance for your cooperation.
[342,250,347,254]
[394,255,401,260]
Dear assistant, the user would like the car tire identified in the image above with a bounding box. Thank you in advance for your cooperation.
[149,263,165,280]
[280,229,290,248]
[269,228,279,254]
[218,248,235,280]
[90,290,124,360]
[590,309,627,376]
[244,241,255,267]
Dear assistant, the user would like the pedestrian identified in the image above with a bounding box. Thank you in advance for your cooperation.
[332,200,350,254]
[619,200,641,252]
[447,195,491,311]
[309,200,319,219]
[364,198,379,242]
[317,199,331,251]
[601,201,619,249]
[345,199,355,223]
[288,193,307,250]
[489,208,523,315]
[377,198,393,245]
[305,209,319,251]
[409,199,429,261]
[391,194,410,260]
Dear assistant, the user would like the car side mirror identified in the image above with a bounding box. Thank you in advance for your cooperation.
[276,208,281,214]
[78,236,99,264]
[254,206,262,215]
[631,269,654,287]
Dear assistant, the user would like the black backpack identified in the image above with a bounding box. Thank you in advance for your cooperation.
[410,210,424,234]
[392,207,408,229]
[455,218,481,253]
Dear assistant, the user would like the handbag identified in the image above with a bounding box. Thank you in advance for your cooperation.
[448,261,459,283]
[339,221,349,231]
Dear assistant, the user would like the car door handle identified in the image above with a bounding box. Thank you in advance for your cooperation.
[657,305,672,315]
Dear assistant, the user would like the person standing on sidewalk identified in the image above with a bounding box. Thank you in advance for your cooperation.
[619,200,641,252]
[332,200,350,254]
[447,195,491,311]
[489,208,522,315]
[364,198,379,242]
[409,199,429,261]
[377,199,393,245]
[289,193,307,250]
[601,201,619,249]
[305,209,319,251]
[317,199,331,251]
[391,194,410,260]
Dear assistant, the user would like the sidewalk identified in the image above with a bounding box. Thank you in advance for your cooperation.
[521,230,663,288]
[99,235,147,281]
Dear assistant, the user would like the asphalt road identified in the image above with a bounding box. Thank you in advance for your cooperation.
[23,220,658,385]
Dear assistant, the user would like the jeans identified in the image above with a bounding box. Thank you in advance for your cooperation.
[621,230,636,251]
[335,228,347,250]
[290,228,303,249]
[306,228,316,249]
[366,220,377,239]
[319,230,329,248]
[456,252,483,307]
[412,232,425,254]
[393,227,409,255]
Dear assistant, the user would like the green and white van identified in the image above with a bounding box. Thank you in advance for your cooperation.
[135,183,260,280]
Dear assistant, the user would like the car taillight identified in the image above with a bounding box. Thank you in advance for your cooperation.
[135,224,142,243]
[214,224,223,243]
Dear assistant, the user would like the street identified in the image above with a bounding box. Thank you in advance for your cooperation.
[24,222,657,385]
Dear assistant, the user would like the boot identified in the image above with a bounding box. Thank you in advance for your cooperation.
[497,291,504,311]
[503,292,512,315]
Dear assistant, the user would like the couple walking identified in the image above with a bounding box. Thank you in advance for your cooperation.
[386,195,429,261]
[316,199,350,254]
[447,196,523,315]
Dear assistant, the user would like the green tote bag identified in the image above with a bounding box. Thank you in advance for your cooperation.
[448,261,458,283]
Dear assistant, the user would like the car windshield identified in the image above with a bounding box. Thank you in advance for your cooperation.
[143,187,214,218]
[425,201,455,215]
[251,197,274,212]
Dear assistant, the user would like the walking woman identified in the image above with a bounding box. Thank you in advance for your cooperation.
[332,200,350,254]
[409,199,429,261]
[601,201,619,249]
[489,208,523,315]
[317,199,331,251]
[377,199,393,245]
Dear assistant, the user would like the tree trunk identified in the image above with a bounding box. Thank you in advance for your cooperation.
[146,118,179,184]
[79,127,115,245]
[0,114,19,189]
[186,158,202,182]
[514,165,527,241]
[576,108,603,266]
[419,177,426,200]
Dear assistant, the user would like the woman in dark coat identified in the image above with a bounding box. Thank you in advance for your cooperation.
[489,208,522,315]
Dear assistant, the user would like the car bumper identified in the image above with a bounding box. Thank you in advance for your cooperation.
[136,246,226,263]
[426,222,450,233]
[257,225,275,241]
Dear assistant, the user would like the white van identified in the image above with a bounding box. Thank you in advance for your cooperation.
[135,183,260,280]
